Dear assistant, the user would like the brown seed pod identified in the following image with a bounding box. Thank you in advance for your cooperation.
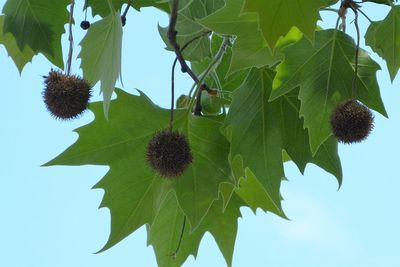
[43,70,92,120]
[330,99,374,144]
[146,130,193,178]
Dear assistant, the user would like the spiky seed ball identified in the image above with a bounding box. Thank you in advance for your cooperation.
[43,70,92,120]
[80,20,90,30]
[146,130,193,178]
[330,99,374,144]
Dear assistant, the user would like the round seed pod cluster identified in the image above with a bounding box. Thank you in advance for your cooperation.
[146,130,193,178]
[330,99,374,144]
[43,70,92,120]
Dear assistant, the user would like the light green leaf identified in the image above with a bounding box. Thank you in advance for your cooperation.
[44,89,232,250]
[365,6,400,81]
[272,29,387,154]
[0,15,35,73]
[79,11,123,118]
[2,0,67,68]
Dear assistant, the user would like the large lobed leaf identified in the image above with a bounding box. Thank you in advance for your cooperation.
[44,89,233,251]
[271,29,387,154]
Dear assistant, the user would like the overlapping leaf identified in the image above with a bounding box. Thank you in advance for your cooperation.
[159,0,224,61]
[148,192,242,267]
[366,6,400,81]
[79,11,123,118]
[223,68,342,216]
[199,0,276,74]
[271,29,387,154]
[87,0,169,17]
[242,0,335,48]
[2,0,67,69]
[0,15,34,73]
[44,89,232,250]
[191,35,249,114]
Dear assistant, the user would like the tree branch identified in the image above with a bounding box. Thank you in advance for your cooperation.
[66,0,75,76]
[167,0,210,115]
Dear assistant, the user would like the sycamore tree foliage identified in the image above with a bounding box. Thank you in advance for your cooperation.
[1,0,399,266]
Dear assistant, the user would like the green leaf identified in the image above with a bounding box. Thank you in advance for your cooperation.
[224,68,342,215]
[79,11,123,118]
[365,6,400,81]
[148,192,242,267]
[0,15,35,73]
[147,193,204,267]
[199,0,276,74]
[44,89,232,250]
[2,0,67,68]
[88,0,170,17]
[271,29,387,154]
[242,0,331,48]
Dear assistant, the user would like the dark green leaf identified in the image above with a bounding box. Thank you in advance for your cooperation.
[2,0,68,68]
[0,15,34,73]
[44,89,233,250]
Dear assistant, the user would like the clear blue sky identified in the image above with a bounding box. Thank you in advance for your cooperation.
[1,2,400,267]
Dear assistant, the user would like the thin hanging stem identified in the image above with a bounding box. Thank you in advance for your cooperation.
[122,0,132,17]
[351,7,360,99]
[357,8,373,23]
[170,58,177,131]
[121,0,132,25]
[84,0,88,20]
[168,215,186,259]
[169,31,211,131]
[167,0,210,116]
[66,0,75,76]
